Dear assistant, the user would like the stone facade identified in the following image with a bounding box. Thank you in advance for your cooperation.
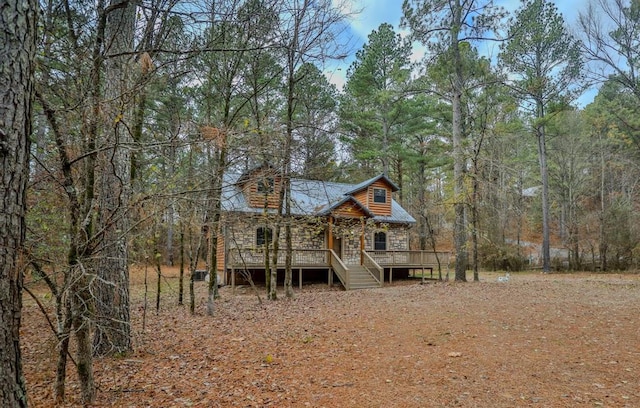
[221,214,411,268]
[223,215,326,250]
[364,224,410,251]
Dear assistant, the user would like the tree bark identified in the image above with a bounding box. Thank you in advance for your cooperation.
[93,0,136,356]
[0,0,36,404]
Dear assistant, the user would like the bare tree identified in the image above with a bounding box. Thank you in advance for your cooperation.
[276,0,348,298]
[579,0,640,103]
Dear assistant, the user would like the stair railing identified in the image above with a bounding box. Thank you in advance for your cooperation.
[362,250,383,286]
[329,249,350,290]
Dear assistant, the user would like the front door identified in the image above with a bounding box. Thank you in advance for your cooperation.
[332,236,342,258]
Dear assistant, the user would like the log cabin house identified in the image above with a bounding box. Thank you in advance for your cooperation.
[217,164,448,290]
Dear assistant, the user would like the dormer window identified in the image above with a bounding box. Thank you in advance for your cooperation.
[257,177,274,194]
[373,188,387,203]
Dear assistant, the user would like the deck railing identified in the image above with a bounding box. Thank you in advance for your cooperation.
[329,249,349,290]
[367,250,450,269]
[362,251,382,286]
[227,248,330,268]
[227,248,450,270]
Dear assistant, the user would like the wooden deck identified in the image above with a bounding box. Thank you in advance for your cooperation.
[224,248,450,290]
[367,250,451,282]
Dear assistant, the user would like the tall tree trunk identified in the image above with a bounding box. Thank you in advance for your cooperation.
[93,0,135,356]
[0,0,35,404]
[536,97,551,273]
[452,2,468,281]
[284,81,294,299]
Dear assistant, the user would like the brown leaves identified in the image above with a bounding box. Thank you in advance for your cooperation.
[139,52,154,74]
[201,126,226,149]
[21,270,640,407]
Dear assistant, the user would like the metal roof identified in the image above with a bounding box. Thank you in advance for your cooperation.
[221,173,416,224]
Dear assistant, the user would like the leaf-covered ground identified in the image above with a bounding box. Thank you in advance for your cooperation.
[22,270,640,407]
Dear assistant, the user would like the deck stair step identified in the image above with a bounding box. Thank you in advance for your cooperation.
[346,265,380,290]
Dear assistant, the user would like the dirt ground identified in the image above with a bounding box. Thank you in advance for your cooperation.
[21,269,640,407]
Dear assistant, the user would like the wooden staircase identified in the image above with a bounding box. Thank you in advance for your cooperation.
[346,265,381,290]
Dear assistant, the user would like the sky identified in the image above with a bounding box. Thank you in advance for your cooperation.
[324,0,596,105]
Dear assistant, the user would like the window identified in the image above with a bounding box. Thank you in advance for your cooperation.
[257,177,274,194]
[374,231,387,251]
[256,227,272,246]
[373,188,387,203]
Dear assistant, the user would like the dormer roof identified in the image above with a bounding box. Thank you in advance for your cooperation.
[316,195,375,217]
[345,174,400,195]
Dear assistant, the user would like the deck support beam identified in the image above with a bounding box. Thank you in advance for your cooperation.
[231,266,235,294]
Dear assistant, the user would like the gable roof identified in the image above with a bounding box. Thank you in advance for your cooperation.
[221,173,416,224]
[316,195,375,218]
[345,173,400,195]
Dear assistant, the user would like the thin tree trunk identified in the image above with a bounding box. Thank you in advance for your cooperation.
[179,229,185,305]
[598,130,608,271]
[270,222,280,300]
[71,267,95,404]
[189,274,195,314]
[156,251,162,314]
[189,220,204,315]
[471,173,480,282]
[0,0,36,404]
[206,129,227,316]
[54,296,73,403]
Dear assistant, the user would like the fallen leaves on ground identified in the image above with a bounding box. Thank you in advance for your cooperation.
[21,271,640,407]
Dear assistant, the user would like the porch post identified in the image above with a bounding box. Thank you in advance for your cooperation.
[328,216,334,288]
[299,268,302,290]
[328,215,334,252]
[360,217,365,265]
